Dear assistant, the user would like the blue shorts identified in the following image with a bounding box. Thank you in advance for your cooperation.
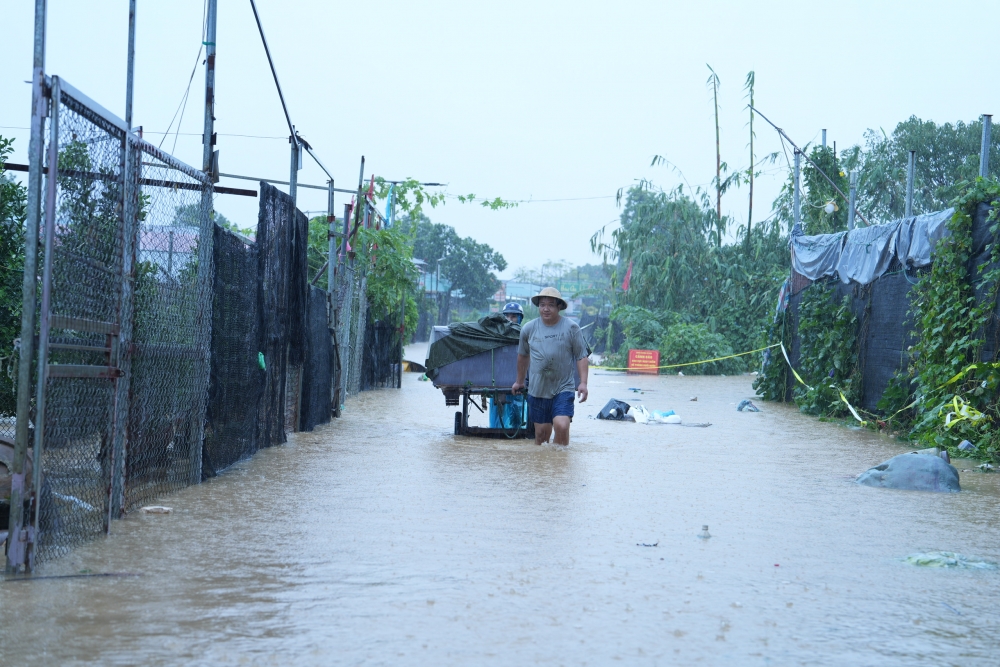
[528,391,575,424]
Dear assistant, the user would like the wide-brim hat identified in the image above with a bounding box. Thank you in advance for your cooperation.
[531,287,568,310]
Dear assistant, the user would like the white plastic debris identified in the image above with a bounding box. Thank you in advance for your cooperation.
[141,506,173,514]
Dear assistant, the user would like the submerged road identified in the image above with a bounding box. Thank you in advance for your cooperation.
[2,362,1000,665]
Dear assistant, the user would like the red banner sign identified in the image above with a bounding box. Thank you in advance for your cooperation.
[627,349,660,375]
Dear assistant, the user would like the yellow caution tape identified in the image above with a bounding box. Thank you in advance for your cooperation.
[779,342,866,425]
[591,343,780,372]
[779,342,812,390]
[840,391,866,425]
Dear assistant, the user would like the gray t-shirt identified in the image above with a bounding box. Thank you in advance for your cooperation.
[518,316,589,399]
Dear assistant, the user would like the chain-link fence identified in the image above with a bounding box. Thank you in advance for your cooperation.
[24,79,217,561]
[33,80,129,560]
[6,77,401,568]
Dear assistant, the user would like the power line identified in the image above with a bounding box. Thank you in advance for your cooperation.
[143,130,287,140]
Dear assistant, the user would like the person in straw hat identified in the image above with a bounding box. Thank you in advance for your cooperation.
[512,287,589,445]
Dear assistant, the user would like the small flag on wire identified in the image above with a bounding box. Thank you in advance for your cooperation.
[622,260,633,292]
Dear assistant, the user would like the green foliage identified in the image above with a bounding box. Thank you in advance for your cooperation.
[371,177,517,221]
[172,202,250,236]
[592,183,788,371]
[753,308,790,402]
[842,116,1000,223]
[659,323,742,375]
[610,305,669,350]
[793,282,860,417]
[903,178,1000,458]
[306,215,331,290]
[356,225,420,336]
[802,146,849,235]
[397,213,506,307]
[0,137,27,414]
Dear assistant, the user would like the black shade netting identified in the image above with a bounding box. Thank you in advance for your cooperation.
[300,286,333,432]
[204,226,264,477]
[361,316,402,391]
[256,182,308,449]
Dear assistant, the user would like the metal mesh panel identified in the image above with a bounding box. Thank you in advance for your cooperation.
[29,84,213,562]
[35,89,127,560]
[122,142,212,512]
[336,263,356,402]
[204,226,262,476]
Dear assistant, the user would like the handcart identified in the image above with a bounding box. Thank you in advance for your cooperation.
[427,326,534,439]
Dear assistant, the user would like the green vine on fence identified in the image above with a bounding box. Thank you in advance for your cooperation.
[753,308,790,401]
[904,178,1000,458]
[793,281,860,417]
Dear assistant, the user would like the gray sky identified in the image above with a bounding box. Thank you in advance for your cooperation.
[2,0,996,278]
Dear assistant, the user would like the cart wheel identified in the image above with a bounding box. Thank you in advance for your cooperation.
[454,411,462,435]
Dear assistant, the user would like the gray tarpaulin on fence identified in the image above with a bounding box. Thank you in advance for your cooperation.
[790,229,846,281]
[791,208,954,284]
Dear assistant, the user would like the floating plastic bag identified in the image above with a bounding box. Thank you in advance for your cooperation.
[628,405,651,424]
[597,398,632,421]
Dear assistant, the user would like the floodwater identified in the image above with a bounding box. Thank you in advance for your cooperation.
[3,362,1000,665]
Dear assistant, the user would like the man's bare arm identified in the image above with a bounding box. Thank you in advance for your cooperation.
[512,354,529,394]
[576,356,589,403]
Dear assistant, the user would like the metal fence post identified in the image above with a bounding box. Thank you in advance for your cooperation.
[26,76,60,570]
[847,170,858,231]
[327,181,340,416]
[110,0,141,518]
[905,150,915,217]
[793,150,801,229]
[338,203,353,405]
[192,0,219,485]
[8,0,48,574]
[981,115,993,178]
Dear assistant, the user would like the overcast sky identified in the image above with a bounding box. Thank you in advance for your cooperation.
[2,1,996,278]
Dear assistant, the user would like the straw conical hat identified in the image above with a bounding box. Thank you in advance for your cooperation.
[531,287,567,310]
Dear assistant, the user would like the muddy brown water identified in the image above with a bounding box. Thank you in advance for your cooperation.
[2,367,1000,665]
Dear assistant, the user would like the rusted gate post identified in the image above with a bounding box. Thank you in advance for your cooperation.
[7,0,48,574]
[327,180,342,417]
[192,0,219,484]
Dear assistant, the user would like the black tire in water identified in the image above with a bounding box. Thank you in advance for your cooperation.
[454,411,462,436]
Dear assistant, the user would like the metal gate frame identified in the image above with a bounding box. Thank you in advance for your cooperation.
[10,75,214,570]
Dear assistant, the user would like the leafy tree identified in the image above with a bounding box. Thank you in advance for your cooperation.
[843,116,1000,224]
[171,202,251,236]
[802,145,849,235]
[397,213,507,314]
[0,137,27,414]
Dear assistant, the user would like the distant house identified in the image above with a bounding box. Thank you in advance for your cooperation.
[138,225,199,278]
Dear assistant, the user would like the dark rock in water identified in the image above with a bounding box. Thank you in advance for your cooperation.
[856,453,960,493]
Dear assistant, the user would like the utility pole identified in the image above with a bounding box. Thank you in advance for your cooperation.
[202,0,218,180]
[191,0,218,484]
[9,0,48,574]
